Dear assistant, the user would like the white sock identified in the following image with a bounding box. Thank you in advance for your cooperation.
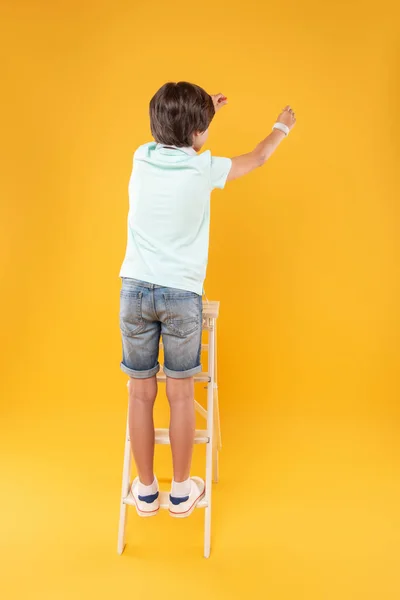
[138,476,158,497]
[171,477,191,497]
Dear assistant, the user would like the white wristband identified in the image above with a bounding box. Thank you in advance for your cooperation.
[272,122,290,136]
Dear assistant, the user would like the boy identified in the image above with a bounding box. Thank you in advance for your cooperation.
[119,81,296,517]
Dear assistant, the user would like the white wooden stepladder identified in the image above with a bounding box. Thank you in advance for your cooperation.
[117,300,221,558]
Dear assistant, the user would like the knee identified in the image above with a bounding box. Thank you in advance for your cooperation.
[166,384,193,407]
[166,376,194,407]
[130,389,157,406]
[128,378,157,405]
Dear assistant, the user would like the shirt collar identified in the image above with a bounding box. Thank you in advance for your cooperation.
[155,143,197,156]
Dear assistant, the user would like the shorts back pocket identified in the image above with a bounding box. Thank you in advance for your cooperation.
[120,289,145,336]
[163,292,201,338]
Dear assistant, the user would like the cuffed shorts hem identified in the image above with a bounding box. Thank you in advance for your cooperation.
[163,364,202,379]
[120,361,160,379]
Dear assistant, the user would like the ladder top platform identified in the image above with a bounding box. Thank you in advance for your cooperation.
[202,300,219,319]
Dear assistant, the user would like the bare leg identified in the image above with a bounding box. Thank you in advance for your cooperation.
[166,376,195,482]
[128,376,157,485]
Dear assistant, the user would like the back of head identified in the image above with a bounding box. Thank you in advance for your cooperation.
[149,81,215,148]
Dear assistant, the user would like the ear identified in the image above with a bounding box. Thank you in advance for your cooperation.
[192,131,202,145]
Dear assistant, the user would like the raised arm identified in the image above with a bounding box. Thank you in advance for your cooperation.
[227,105,296,182]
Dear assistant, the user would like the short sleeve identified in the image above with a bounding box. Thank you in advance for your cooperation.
[210,156,232,190]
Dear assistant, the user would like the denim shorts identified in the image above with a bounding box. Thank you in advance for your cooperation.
[119,277,203,379]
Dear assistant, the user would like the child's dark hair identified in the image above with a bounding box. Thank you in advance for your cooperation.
[149,81,215,147]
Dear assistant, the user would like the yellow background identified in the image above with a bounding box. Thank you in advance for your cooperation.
[1,0,399,598]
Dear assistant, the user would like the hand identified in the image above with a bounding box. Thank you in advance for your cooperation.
[211,93,228,112]
[276,105,296,131]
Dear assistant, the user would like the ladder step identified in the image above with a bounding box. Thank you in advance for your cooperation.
[155,428,209,444]
[123,489,208,510]
[157,372,210,383]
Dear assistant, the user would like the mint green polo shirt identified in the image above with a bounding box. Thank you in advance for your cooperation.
[119,142,232,295]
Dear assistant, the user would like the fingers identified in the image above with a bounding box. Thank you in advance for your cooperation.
[281,105,296,123]
[212,93,228,111]
[212,93,228,103]
[283,105,296,118]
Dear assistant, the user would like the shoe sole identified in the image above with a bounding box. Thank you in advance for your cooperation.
[169,488,206,518]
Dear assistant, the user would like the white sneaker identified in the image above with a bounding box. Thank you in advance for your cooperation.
[130,477,160,517]
[169,477,205,518]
